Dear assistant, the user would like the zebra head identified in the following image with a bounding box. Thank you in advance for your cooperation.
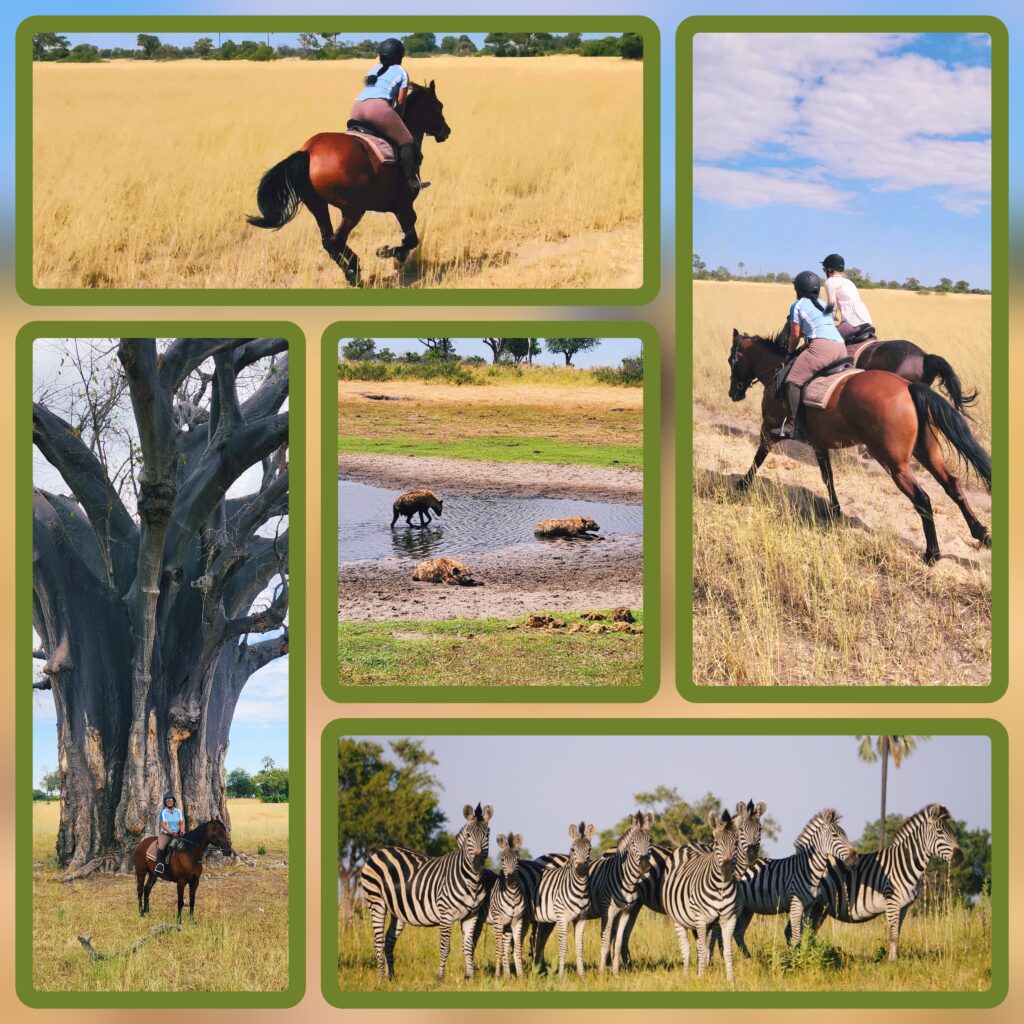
[618,811,654,876]
[707,809,738,881]
[734,799,767,873]
[496,832,524,878]
[797,808,858,868]
[459,803,493,870]
[568,821,596,878]
[896,804,963,865]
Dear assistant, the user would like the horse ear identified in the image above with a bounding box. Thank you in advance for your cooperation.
[733,328,740,339]
[429,79,436,91]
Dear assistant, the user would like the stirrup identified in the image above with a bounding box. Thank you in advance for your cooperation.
[771,418,799,440]
[154,861,165,874]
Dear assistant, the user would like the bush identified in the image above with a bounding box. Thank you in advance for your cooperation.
[593,356,643,387]
[337,360,474,385]
[770,934,845,972]
[338,360,390,382]
[462,355,487,366]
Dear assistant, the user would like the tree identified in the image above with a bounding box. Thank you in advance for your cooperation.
[297,33,320,55]
[254,761,289,802]
[137,34,161,59]
[692,253,707,278]
[938,277,954,292]
[226,767,255,798]
[33,338,290,872]
[481,338,507,364]
[341,338,376,361]
[402,32,438,54]
[620,32,644,60]
[193,37,214,58]
[33,33,71,61]
[68,44,101,63]
[418,338,456,362]
[954,280,970,293]
[442,34,477,55]
[338,738,452,928]
[737,261,746,278]
[904,276,921,291]
[544,337,601,367]
[855,736,930,850]
[506,338,541,366]
[219,39,238,60]
[40,766,61,799]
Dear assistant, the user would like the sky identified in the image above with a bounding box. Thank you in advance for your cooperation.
[349,734,991,857]
[338,337,643,368]
[30,339,289,784]
[693,32,993,288]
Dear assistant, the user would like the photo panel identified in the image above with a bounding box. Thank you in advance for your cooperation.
[677,17,1008,698]
[324,717,1006,1008]
[17,15,659,305]
[323,322,660,702]
[16,323,306,1007]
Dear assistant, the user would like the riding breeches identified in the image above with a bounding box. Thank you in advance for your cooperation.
[156,833,171,853]
[349,98,413,147]
[787,338,847,388]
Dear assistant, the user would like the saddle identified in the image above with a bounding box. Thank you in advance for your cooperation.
[773,355,858,411]
[144,836,185,863]
[344,119,397,166]
[844,323,876,346]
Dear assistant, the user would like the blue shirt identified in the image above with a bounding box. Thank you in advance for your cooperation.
[789,297,843,344]
[355,63,409,105]
[159,807,183,832]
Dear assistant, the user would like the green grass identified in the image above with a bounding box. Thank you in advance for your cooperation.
[337,897,991,993]
[337,611,644,687]
[338,434,641,468]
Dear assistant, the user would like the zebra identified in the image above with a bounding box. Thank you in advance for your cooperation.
[661,809,741,982]
[615,799,767,969]
[360,802,493,981]
[810,803,963,961]
[728,807,858,957]
[487,832,527,979]
[519,821,595,977]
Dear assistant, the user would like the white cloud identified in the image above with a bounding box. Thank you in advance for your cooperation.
[233,656,289,728]
[694,165,854,211]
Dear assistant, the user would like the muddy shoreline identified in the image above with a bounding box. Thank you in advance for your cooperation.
[339,453,643,503]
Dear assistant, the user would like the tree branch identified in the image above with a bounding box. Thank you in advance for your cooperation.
[159,338,249,393]
[234,338,289,373]
[223,576,288,641]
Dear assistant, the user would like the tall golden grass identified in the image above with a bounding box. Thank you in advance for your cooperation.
[692,281,992,686]
[32,56,643,289]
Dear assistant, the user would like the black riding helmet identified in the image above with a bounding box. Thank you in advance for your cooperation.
[793,270,822,298]
[378,38,405,65]
[163,793,176,804]
[821,253,845,272]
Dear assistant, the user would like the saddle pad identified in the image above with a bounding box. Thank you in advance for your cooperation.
[344,131,396,165]
[145,839,158,863]
[848,339,879,367]
[803,367,862,409]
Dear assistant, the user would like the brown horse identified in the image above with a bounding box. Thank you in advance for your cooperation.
[728,329,991,564]
[247,81,450,286]
[134,818,234,923]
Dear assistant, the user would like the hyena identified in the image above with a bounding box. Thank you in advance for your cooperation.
[533,516,600,539]
[412,557,480,586]
[392,489,443,527]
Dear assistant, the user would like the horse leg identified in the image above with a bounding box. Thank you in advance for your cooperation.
[137,871,145,916]
[188,877,198,920]
[331,206,365,286]
[737,436,772,491]
[914,423,991,548]
[877,454,941,564]
[176,880,186,925]
[815,448,841,518]
[377,200,418,264]
[143,872,157,916]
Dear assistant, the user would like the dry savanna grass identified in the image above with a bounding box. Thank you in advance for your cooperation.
[692,281,992,686]
[32,57,644,290]
[31,799,289,992]
[337,898,991,993]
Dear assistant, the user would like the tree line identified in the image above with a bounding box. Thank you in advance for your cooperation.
[33,30,641,64]
[693,254,990,295]
[337,737,991,929]
[342,336,604,367]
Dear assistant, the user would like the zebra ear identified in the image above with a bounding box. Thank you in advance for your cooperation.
[569,823,579,840]
[722,808,733,826]
[643,812,654,829]
[463,804,475,821]
[707,811,721,830]
[513,833,523,849]
[755,801,767,817]
[736,801,747,817]
[497,834,508,849]
[482,804,494,823]
[585,823,596,840]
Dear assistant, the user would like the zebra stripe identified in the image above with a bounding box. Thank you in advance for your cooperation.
[487,832,527,978]
[661,809,741,981]
[360,802,493,981]
[519,820,595,978]
[813,803,963,961]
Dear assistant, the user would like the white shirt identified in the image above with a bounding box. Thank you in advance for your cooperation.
[824,275,872,327]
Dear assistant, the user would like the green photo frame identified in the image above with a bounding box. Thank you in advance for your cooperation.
[15,322,306,1008]
[323,716,1007,1009]
[323,321,660,703]
[16,15,660,306]
[676,16,1009,701]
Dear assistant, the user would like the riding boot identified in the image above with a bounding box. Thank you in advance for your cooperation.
[771,383,804,441]
[397,143,422,194]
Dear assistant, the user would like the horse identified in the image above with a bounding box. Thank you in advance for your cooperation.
[134,818,235,923]
[727,329,992,564]
[247,81,450,286]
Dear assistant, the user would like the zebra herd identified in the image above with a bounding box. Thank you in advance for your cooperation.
[358,800,963,983]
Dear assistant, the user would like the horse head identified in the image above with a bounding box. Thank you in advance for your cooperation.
[406,80,451,143]
[728,329,759,401]
[207,817,235,857]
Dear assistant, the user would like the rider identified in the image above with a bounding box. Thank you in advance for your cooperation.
[154,793,185,875]
[772,270,847,441]
[821,253,875,341]
[350,37,421,193]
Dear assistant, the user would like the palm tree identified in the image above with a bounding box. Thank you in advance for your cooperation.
[855,736,931,850]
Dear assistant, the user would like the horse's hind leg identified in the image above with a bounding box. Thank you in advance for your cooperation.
[883,457,941,564]
[332,207,365,286]
[914,424,991,547]
[143,872,157,916]
[137,872,145,916]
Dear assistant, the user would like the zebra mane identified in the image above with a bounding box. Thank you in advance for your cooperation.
[794,808,841,850]
[888,805,951,846]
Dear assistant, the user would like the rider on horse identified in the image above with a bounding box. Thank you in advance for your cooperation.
[350,37,422,193]
[772,270,847,441]
[822,253,875,342]
[154,792,185,875]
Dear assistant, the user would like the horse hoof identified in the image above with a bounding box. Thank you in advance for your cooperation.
[980,532,992,549]
[923,550,941,566]
[376,246,396,259]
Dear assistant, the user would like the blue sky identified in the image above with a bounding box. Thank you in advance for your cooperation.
[693,33,992,288]
[338,336,642,368]
[349,734,991,856]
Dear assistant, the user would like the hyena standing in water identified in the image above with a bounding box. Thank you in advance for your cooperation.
[391,489,444,527]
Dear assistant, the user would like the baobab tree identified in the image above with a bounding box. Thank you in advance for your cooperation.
[32,337,289,875]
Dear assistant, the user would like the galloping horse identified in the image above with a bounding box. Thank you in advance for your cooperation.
[728,329,991,564]
[247,81,450,286]
[134,818,235,923]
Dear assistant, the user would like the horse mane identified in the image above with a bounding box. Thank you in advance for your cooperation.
[748,325,790,353]
[182,819,218,843]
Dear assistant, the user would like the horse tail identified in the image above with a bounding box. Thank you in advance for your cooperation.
[921,353,978,414]
[910,382,991,490]
[246,151,310,230]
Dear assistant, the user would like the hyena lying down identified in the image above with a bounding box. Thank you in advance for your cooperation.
[412,557,481,586]
[533,516,600,539]
[392,489,443,527]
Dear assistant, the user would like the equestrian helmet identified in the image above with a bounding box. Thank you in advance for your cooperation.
[378,38,405,64]
[163,793,176,804]
[821,253,845,272]
[793,270,822,297]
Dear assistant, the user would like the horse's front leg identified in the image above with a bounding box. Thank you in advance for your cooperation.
[188,877,199,920]
[176,881,186,925]
[814,448,841,518]
[143,872,157,916]
[377,200,418,264]
[737,435,772,491]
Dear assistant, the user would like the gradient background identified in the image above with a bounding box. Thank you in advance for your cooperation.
[1,0,1021,1021]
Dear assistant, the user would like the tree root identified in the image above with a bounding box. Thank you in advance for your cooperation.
[77,924,178,961]
[55,855,119,882]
